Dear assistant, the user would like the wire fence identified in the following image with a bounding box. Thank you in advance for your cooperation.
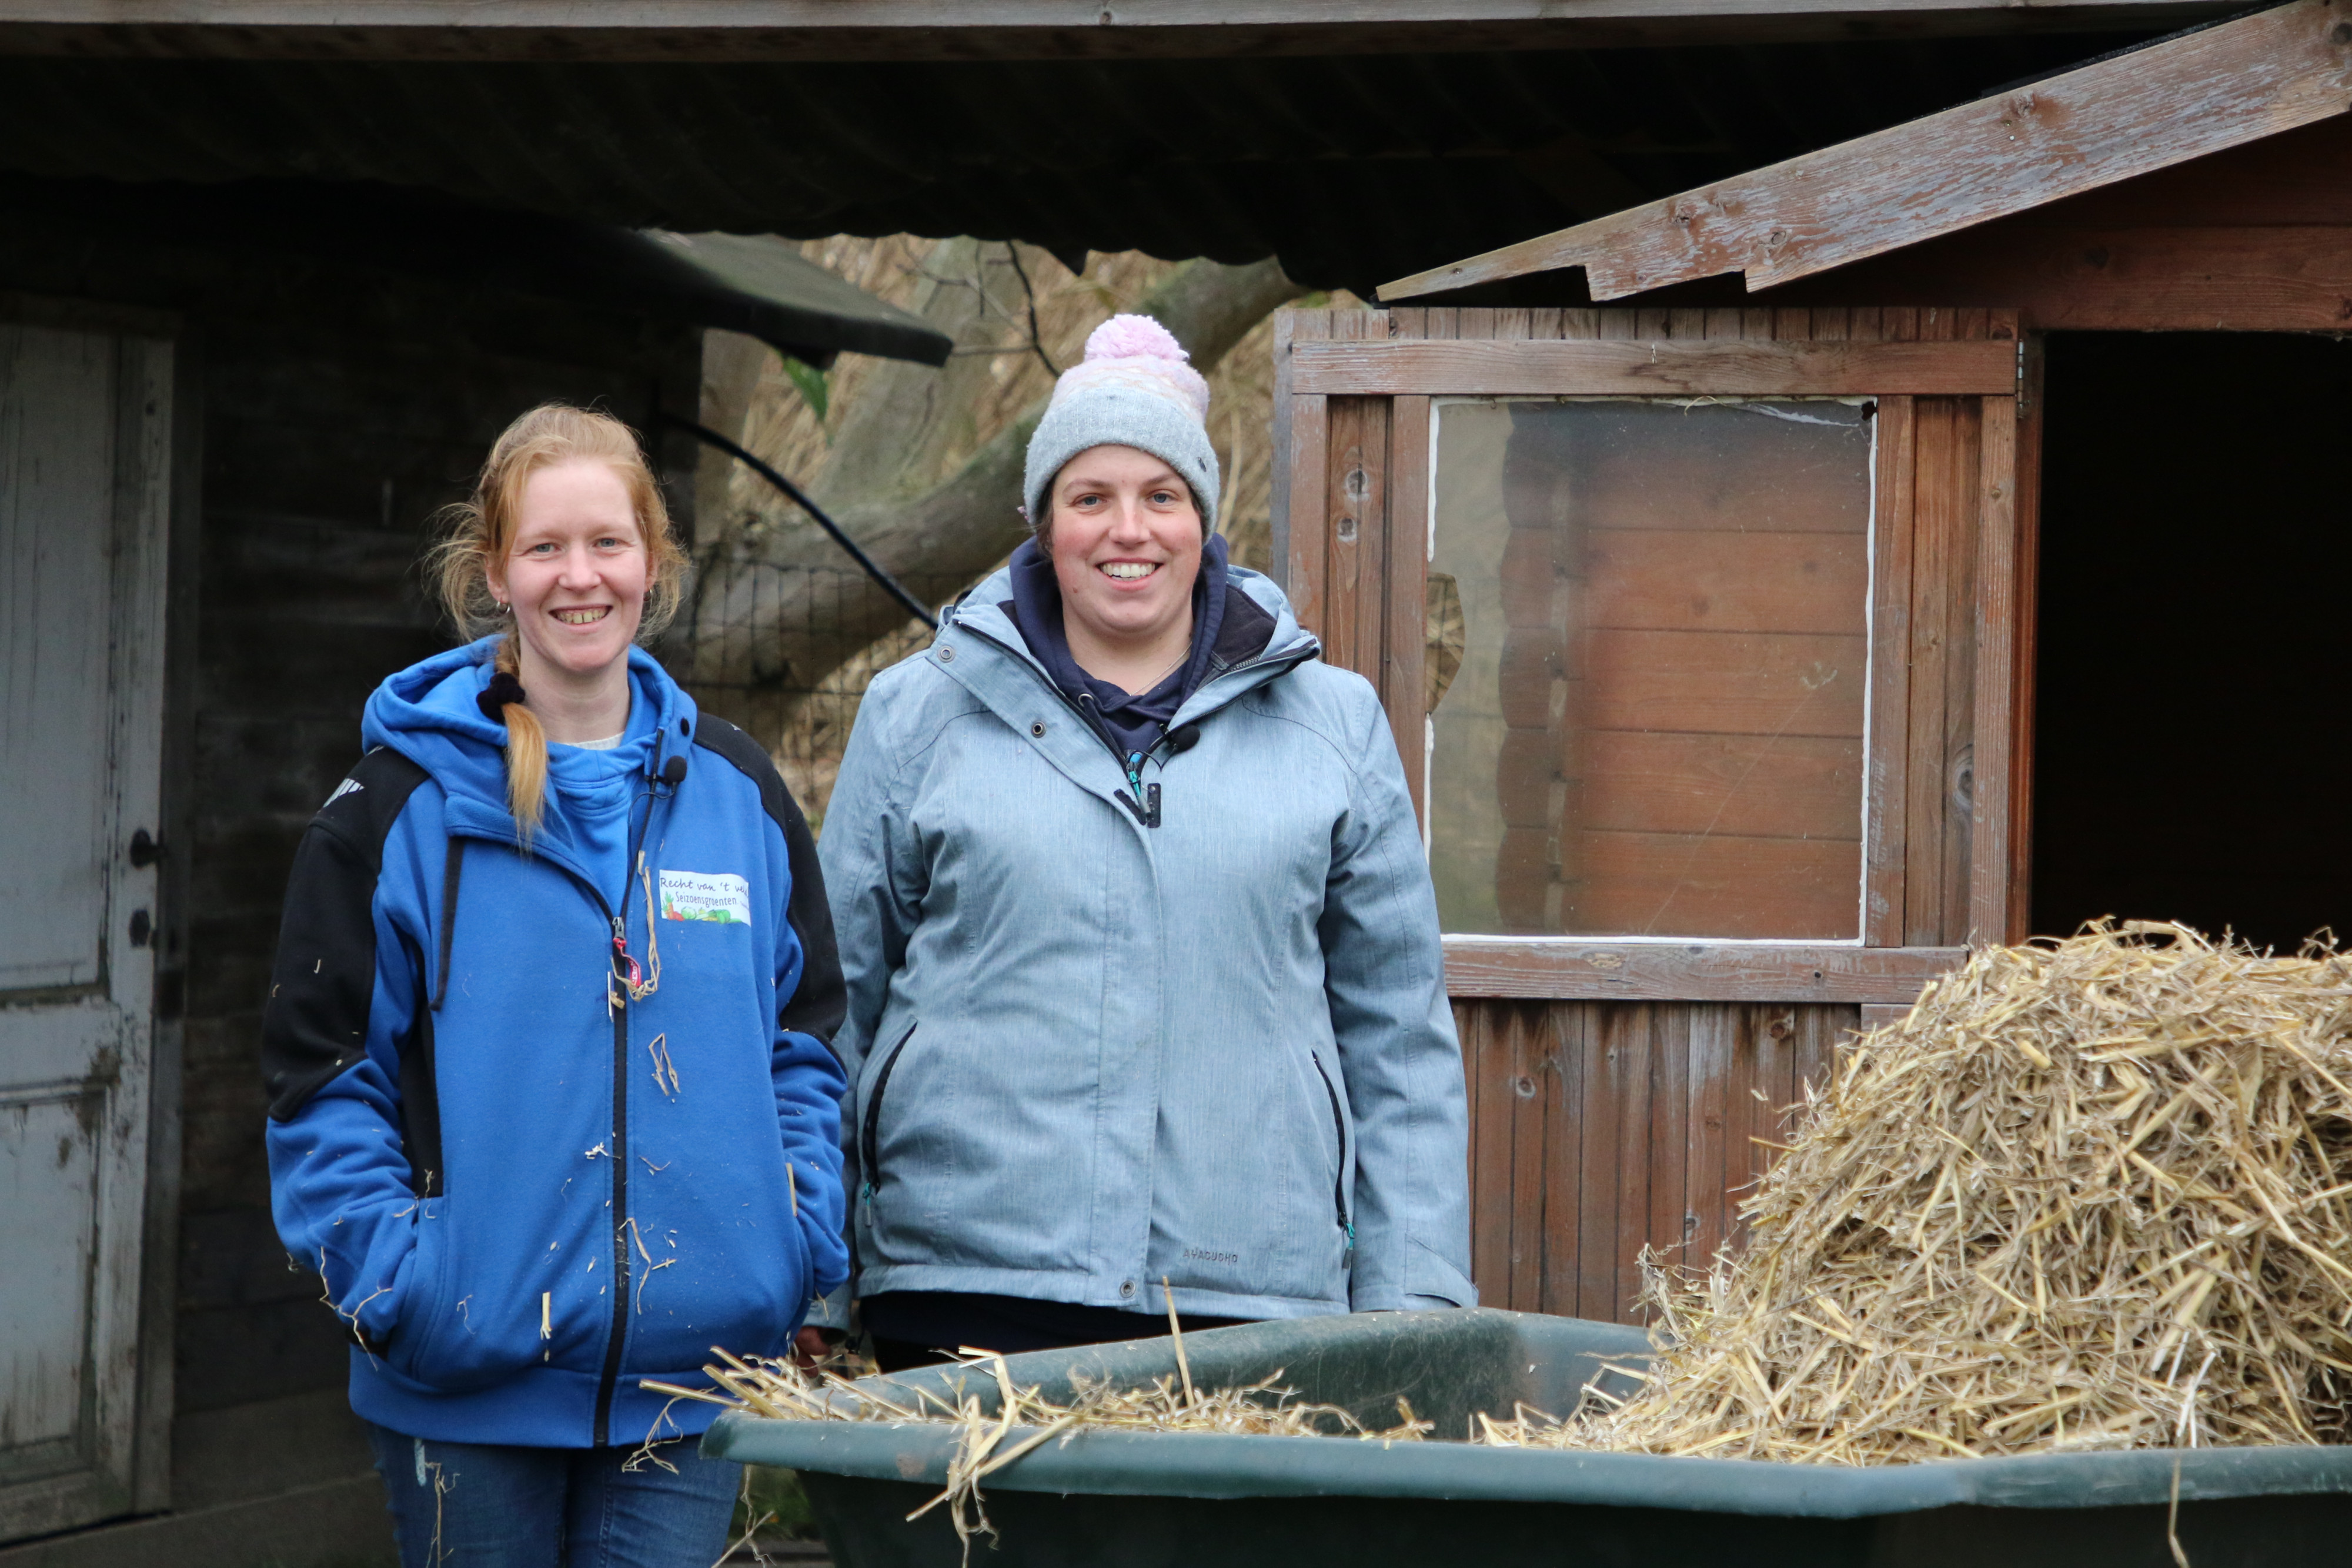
[681,563,984,830]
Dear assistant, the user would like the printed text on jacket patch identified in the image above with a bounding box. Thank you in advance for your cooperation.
[659,870,751,924]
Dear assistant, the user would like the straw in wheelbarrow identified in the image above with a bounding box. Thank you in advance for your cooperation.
[1486,922,2352,1464]
[644,1285,1431,1560]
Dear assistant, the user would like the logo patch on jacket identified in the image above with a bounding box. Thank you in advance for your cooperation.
[660,870,751,924]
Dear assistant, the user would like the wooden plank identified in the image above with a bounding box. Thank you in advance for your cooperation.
[1581,629,1868,736]
[1379,0,2352,300]
[1576,999,1623,1322]
[1643,1002,1692,1303]
[1444,940,1964,1001]
[1573,831,1860,940]
[1608,1005,1656,1323]
[1291,337,2017,396]
[1580,731,1864,841]
[1903,397,1959,945]
[1722,1008,1763,1249]
[1865,394,1916,947]
[1565,442,1871,533]
[1584,530,1867,637]
[1938,401,1983,947]
[1464,1001,1512,1305]
[1508,1004,1551,1313]
[1802,221,2352,340]
[1791,1002,1846,1105]
[2006,345,2045,944]
[1319,396,1383,680]
[1683,1004,1733,1272]
[1970,393,2023,945]
[0,0,2251,63]
[1268,307,1298,593]
[1754,1008,1799,1187]
[1538,1004,1586,1317]
[1284,392,1329,642]
[1506,634,1868,735]
[1318,393,1361,657]
[1858,1002,1912,1032]
[1385,393,1431,822]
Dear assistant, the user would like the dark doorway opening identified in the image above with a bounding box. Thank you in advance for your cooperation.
[2031,332,2352,952]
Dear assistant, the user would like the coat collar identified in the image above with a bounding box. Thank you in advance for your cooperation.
[929,561,1319,813]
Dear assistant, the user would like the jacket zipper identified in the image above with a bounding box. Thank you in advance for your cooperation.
[1309,1050,1355,1265]
[955,620,1312,829]
[858,1021,921,1209]
[422,743,679,1442]
[590,787,671,1445]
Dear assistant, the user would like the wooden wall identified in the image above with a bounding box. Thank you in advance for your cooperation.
[1282,303,2029,1324]
[180,305,701,1410]
[0,200,702,1537]
[1764,113,2352,333]
[1459,999,1852,1320]
[181,289,701,1416]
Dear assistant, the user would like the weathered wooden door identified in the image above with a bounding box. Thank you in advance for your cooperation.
[1,319,174,1539]
[1275,305,2035,1322]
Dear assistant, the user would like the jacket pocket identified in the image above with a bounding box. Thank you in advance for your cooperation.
[1309,1051,1355,1262]
[858,1021,920,1199]
[382,1208,462,1384]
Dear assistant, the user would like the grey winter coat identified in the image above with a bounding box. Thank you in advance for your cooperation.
[816,562,1474,1322]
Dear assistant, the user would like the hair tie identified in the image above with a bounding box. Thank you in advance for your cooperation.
[477,671,527,723]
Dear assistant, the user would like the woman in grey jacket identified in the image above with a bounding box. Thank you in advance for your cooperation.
[816,316,1473,1370]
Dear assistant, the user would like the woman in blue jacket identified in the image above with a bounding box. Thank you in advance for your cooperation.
[817,317,1474,1371]
[263,405,848,1566]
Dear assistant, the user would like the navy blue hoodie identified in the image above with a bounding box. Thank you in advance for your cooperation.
[263,639,848,1447]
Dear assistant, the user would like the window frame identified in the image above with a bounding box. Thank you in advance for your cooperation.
[1275,306,2034,1002]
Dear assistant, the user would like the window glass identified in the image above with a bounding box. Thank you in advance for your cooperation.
[1428,399,1873,939]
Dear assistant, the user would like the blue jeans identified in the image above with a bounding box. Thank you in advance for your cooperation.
[365,1422,741,1568]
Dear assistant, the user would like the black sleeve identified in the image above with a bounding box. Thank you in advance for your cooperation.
[691,714,848,1048]
[260,748,429,1123]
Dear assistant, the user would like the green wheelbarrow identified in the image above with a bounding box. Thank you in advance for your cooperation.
[703,1308,2352,1567]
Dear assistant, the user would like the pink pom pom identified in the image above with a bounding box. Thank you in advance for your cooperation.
[1083,314,1189,365]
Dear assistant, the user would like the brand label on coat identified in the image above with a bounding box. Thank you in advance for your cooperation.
[659,870,751,924]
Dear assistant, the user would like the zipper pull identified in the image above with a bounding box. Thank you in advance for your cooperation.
[610,916,644,994]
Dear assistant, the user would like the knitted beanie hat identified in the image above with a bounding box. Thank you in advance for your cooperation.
[1023,315,1221,536]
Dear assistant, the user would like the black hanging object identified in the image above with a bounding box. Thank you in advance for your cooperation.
[477,671,527,723]
[662,755,689,786]
[1167,725,1202,755]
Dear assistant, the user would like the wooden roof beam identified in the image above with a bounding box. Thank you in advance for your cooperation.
[1381,0,2352,302]
[0,0,2235,61]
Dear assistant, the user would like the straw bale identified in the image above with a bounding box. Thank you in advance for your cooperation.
[1490,922,2352,1463]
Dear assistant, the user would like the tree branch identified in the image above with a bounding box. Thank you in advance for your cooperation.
[687,253,1305,703]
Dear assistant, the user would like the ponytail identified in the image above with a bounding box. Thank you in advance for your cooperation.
[425,403,687,842]
[492,634,549,838]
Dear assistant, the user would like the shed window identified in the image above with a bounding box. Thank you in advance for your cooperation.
[1427,398,1875,939]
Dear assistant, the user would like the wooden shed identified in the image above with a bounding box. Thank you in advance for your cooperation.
[0,1,2307,1561]
[0,182,946,1563]
[1273,0,2352,1325]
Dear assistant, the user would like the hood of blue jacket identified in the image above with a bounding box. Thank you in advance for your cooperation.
[359,637,695,857]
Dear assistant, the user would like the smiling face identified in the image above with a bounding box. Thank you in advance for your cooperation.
[487,457,652,690]
[1046,444,1204,663]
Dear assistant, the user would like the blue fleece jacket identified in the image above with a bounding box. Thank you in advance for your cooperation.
[262,639,848,1448]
